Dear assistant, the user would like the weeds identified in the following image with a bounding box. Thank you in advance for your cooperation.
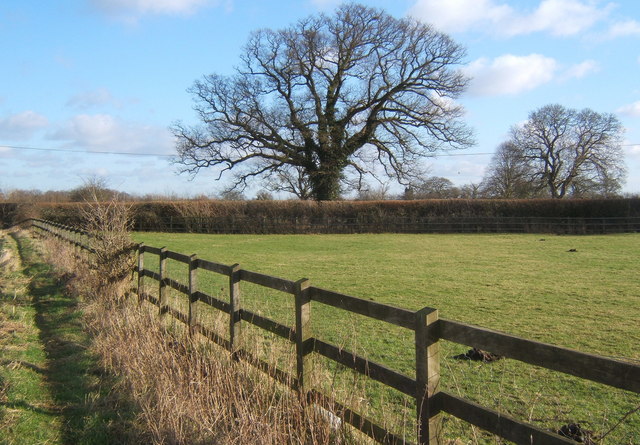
[83,297,351,444]
[1,229,138,444]
[35,197,353,444]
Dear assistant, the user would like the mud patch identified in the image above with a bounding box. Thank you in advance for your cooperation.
[557,423,596,444]
[453,348,503,362]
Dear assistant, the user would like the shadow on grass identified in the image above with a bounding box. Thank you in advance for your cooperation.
[0,359,47,374]
[12,233,139,445]
[1,399,61,416]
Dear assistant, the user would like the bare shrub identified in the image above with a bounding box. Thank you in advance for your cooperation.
[35,194,136,302]
[80,194,136,302]
[12,203,41,225]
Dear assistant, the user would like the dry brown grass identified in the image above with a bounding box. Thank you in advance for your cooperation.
[83,297,347,444]
[35,198,355,445]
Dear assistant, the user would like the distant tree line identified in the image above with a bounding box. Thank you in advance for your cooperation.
[0,177,130,204]
[385,104,626,201]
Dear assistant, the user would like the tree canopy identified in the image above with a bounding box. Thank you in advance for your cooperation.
[480,141,543,198]
[514,104,626,198]
[483,104,626,199]
[173,3,473,200]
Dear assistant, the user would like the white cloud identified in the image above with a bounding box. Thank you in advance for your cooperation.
[515,0,608,36]
[429,93,466,118]
[433,158,487,184]
[408,0,512,34]
[465,54,557,96]
[91,0,214,21]
[616,101,640,117]
[465,54,599,96]
[562,59,599,80]
[409,0,610,37]
[627,144,640,155]
[0,110,49,140]
[309,0,341,10]
[622,139,640,164]
[607,19,640,38]
[49,114,174,155]
[66,88,122,110]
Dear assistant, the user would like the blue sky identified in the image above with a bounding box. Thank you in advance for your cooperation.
[1,0,639,198]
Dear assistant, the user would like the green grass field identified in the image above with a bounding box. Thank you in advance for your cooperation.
[134,232,640,443]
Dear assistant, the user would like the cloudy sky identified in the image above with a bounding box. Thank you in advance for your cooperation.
[1,0,639,198]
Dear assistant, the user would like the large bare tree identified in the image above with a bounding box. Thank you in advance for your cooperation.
[480,141,543,198]
[172,3,473,200]
[510,104,626,198]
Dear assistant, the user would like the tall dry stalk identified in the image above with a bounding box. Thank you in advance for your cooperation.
[82,296,352,444]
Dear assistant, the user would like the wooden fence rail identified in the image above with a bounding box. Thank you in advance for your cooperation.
[26,218,640,445]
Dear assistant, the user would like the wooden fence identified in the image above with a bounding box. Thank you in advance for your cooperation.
[27,218,640,445]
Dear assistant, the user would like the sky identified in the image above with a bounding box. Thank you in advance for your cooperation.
[1,0,639,198]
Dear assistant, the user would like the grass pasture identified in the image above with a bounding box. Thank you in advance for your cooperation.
[134,232,640,443]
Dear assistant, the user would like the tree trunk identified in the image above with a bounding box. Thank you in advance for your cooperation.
[310,169,342,201]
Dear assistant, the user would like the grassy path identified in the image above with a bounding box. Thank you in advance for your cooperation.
[0,230,125,445]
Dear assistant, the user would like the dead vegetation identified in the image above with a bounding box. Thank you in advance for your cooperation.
[79,196,136,303]
[82,298,345,444]
[34,196,353,444]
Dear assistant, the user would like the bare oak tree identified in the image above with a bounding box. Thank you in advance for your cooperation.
[172,3,473,200]
[510,104,626,198]
[405,176,460,199]
[480,141,543,198]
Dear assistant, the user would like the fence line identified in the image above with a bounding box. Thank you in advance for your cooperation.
[27,218,640,445]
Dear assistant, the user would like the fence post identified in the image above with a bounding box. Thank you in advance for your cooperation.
[159,247,167,316]
[137,243,145,304]
[415,307,442,445]
[188,254,198,335]
[229,264,241,357]
[294,278,311,392]
[72,228,78,258]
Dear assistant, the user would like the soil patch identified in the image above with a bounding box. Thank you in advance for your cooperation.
[453,348,503,362]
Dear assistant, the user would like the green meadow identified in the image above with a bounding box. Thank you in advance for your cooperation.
[134,232,640,443]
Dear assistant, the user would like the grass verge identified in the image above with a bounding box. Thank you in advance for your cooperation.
[0,229,135,445]
[31,203,355,445]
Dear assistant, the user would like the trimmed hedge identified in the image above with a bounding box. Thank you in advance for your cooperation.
[0,203,18,228]
[3,198,638,234]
